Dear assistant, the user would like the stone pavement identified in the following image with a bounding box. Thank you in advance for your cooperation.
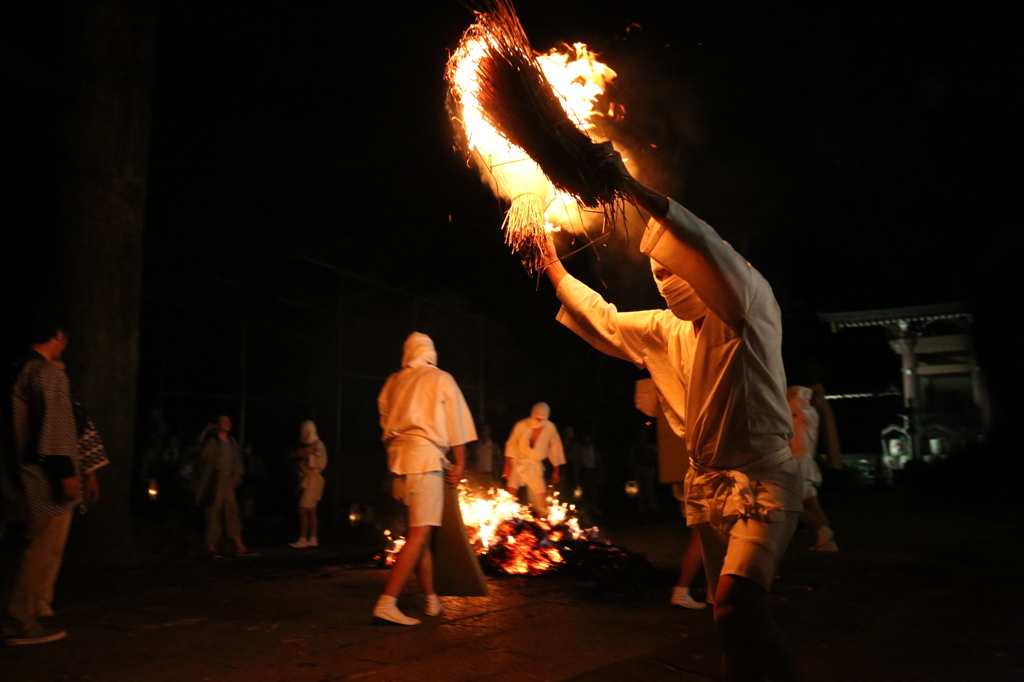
[2,491,1022,681]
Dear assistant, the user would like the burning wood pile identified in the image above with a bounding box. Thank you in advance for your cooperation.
[446,0,628,274]
[380,486,603,576]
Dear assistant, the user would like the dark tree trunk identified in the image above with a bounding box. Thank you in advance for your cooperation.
[58,0,158,563]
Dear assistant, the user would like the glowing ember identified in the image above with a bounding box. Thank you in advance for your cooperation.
[381,529,405,565]
[448,30,617,273]
[380,485,598,576]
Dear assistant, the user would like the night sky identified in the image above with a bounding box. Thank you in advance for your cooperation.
[2,1,1014,454]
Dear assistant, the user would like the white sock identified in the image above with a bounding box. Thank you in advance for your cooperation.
[425,594,443,617]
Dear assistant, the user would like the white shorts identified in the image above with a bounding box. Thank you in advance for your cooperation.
[298,484,323,508]
[695,511,800,598]
[298,475,325,508]
[392,471,444,527]
[801,456,823,500]
[506,459,544,492]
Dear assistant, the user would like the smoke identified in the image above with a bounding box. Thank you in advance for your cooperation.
[558,37,706,310]
[452,26,707,308]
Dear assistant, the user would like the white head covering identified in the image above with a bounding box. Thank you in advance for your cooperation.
[650,258,709,321]
[530,402,550,427]
[300,419,319,444]
[402,332,438,369]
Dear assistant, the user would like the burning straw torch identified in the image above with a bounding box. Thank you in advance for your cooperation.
[446,0,633,274]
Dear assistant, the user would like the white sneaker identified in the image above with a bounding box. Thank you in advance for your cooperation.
[671,586,707,609]
[424,594,444,617]
[373,595,420,625]
[307,537,318,548]
[289,538,308,548]
[5,625,67,646]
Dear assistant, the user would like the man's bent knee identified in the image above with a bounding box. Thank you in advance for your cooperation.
[714,574,768,626]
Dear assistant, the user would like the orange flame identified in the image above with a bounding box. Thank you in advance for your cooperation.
[448,36,618,263]
[381,485,597,575]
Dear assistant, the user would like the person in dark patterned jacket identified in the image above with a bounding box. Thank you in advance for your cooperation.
[2,315,98,646]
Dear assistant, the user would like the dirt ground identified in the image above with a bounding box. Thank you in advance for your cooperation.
[2,489,1022,681]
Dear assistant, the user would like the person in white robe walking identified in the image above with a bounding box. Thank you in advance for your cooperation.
[374,333,477,625]
[787,385,839,551]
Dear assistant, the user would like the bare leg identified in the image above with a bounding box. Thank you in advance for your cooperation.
[800,496,837,550]
[671,530,707,608]
[308,507,319,540]
[416,544,435,595]
[298,507,310,539]
[715,574,801,682]
[382,525,431,598]
[799,496,830,530]
[678,531,704,588]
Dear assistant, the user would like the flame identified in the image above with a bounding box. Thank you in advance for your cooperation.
[380,486,598,576]
[448,37,617,265]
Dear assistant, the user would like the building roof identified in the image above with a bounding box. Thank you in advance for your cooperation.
[817,303,971,330]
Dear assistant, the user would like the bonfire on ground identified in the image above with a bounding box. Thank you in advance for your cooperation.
[380,486,600,577]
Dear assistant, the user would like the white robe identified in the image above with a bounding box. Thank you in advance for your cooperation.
[504,419,564,510]
[296,440,328,492]
[378,365,477,475]
[788,386,823,496]
[505,419,565,466]
[556,199,802,525]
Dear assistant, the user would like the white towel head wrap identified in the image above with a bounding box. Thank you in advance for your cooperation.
[402,332,438,369]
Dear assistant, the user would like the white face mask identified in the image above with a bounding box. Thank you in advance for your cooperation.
[651,259,709,321]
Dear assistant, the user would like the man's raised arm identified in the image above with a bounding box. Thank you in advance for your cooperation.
[591,143,755,330]
[539,234,657,367]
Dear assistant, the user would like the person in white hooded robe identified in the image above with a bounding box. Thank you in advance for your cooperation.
[536,143,803,682]
[289,420,327,548]
[787,385,839,551]
[503,402,565,516]
[374,332,477,625]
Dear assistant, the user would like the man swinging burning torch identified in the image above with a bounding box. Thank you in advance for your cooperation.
[535,143,804,682]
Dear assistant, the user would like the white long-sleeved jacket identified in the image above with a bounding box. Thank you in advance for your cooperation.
[555,199,802,524]
[504,419,565,467]
[378,334,477,475]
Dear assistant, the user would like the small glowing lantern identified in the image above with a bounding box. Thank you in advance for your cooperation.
[348,503,362,527]
[147,479,158,501]
[624,480,639,497]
